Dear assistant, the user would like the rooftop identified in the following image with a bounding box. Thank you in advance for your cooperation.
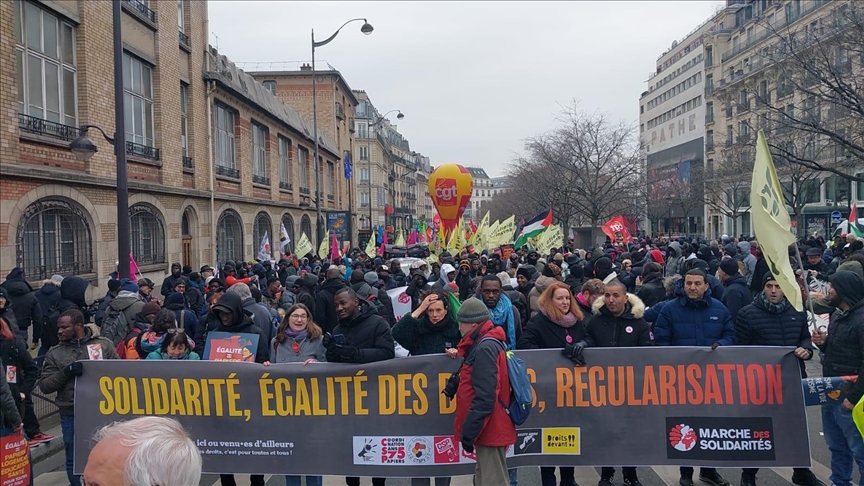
[236,60,359,105]
[466,167,490,179]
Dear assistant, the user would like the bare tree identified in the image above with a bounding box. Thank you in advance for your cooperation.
[511,103,643,242]
[771,131,825,234]
[754,2,864,181]
[704,140,754,238]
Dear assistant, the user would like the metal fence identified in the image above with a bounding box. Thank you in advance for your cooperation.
[32,355,60,420]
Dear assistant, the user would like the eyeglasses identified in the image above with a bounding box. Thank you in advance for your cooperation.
[166,328,185,334]
[289,313,308,320]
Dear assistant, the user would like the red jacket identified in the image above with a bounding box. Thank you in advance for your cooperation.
[453,321,516,447]
[225,275,253,288]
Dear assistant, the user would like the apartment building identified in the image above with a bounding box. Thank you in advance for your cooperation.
[703,0,863,239]
[639,17,715,236]
[463,167,490,222]
[0,0,345,292]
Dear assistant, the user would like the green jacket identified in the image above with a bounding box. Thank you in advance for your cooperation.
[38,324,118,416]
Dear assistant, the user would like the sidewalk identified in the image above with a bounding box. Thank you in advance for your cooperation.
[31,422,64,465]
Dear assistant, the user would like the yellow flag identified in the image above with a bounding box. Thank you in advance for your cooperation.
[364,234,377,258]
[486,220,500,248]
[448,220,465,254]
[471,211,490,247]
[493,215,516,248]
[395,230,405,246]
[318,230,330,259]
[295,232,313,259]
[854,393,864,440]
[750,129,802,311]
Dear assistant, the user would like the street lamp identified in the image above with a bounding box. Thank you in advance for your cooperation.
[366,110,403,240]
[68,0,129,279]
[312,18,373,248]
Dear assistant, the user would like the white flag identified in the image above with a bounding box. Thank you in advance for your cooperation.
[280,222,291,250]
[258,231,271,261]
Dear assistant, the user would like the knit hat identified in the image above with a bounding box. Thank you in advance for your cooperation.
[141,302,161,316]
[516,267,532,280]
[762,271,777,288]
[364,272,379,285]
[50,274,64,286]
[829,271,864,308]
[456,297,490,324]
[805,247,822,257]
[459,260,470,269]
[542,262,562,278]
[107,279,122,292]
[724,243,738,256]
[719,258,740,276]
[166,292,185,306]
[120,278,139,293]
[649,249,665,265]
[837,261,864,279]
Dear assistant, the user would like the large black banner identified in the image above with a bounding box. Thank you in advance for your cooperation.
[74,347,810,476]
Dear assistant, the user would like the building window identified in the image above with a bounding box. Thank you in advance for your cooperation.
[360,191,370,207]
[263,80,276,95]
[327,162,335,196]
[298,147,309,192]
[123,53,154,147]
[281,214,295,254]
[359,168,370,183]
[180,84,188,157]
[358,123,368,138]
[17,198,93,280]
[300,215,312,241]
[129,203,166,266]
[377,187,386,207]
[14,1,77,127]
[252,122,268,184]
[359,146,368,160]
[278,136,292,189]
[253,212,272,258]
[214,103,236,172]
[177,0,184,31]
[216,209,244,264]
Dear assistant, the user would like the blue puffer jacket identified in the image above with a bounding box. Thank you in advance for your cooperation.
[654,281,736,347]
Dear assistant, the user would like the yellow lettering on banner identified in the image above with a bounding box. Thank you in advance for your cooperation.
[184,378,202,415]
[397,374,412,415]
[335,376,351,415]
[259,374,276,417]
[115,377,130,414]
[325,377,336,415]
[354,371,368,415]
[556,368,573,408]
[210,378,225,416]
[379,375,396,415]
[412,373,428,415]
[310,378,328,415]
[151,378,169,414]
[295,379,312,415]
[438,373,456,414]
[171,378,187,415]
[99,376,114,414]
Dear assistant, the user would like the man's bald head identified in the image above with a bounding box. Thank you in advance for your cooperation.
[326,267,342,280]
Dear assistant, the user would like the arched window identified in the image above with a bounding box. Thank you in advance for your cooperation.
[216,209,244,265]
[300,214,312,240]
[129,204,166,265]
[253,212,272,259]
[281,214,295,254]
[182,211,191,237]
[17,198,93,280]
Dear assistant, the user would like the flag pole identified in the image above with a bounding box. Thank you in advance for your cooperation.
[792,246,819,331]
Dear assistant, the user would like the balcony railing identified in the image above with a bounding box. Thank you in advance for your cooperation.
[706,112,714,123]
[124,0,156,23]
[179,30,190,46]
[279,181,292,190]
[182,156,193,170]
[359,178,370,184]
[327,194,335,201]
[18,114,81,142]
[215,165,240,179]
[126,141,160,161]
[300,186,310,195]
[335,102,345,120]
[253,174,270,186]
[348,117,355,133]
[706,141,715,151]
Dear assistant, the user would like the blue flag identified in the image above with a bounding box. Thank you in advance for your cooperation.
[344,151,352,180]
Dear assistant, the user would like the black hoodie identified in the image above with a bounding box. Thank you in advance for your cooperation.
[1,268,42,336]
[41,276,89,348]
[160,263,187,297]
[328,300,395,364]
[211,292,268,363]
[314,278,347,333]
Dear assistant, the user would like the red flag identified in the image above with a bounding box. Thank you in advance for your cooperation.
[378,230,388,256]
[601,216,633,244]
[469,219,477,234]
[129,253,140,278]
[330,233,340,262]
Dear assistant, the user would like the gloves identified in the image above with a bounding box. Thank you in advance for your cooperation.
[461,436,474,454]
[711,342,720,350]
[336,345,359,361]
[562,341,587,366]
[322,333,334,349]
[63,362,83,378]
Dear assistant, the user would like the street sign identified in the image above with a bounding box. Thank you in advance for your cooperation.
[831,210,842,224]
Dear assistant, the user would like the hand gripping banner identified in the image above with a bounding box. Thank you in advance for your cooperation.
[74,347,810,477]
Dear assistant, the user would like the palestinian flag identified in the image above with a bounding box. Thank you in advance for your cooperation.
[851,199,863,237]
[514,208,553,249]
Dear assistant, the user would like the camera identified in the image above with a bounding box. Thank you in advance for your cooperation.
[442,370,460,399]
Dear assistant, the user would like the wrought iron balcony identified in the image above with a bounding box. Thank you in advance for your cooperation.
[327,194,335,201]
[179,30,190,46]
[124,0,156,23]
[18,114,81,142]
[182,156,193,170]
[215,165,240,179]
[126,141,160,161]
[253,174,270,186]
[335,102,345,120]
[300,186,310,195]
[279,181,292,190]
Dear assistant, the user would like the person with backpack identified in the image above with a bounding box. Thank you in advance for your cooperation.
[453,297,516,486]
[118,302,160,359]
[145,329,200,360]
[40,275,90,357]
[100,279,145,347]
[163,293,202,349]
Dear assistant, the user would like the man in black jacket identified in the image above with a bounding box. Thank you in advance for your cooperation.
[718,258,752,322]
[1,268,42,345]
[811,270,864,486]
[314,267,346,333]
[580,278,652,486]
[735,273,822,486]
[323,287,394,486]
[160,262,186,298]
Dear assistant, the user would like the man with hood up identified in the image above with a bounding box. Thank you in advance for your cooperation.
[227,284,274,345]
[40,275,90,355]
[103,278,145,333]
[405,267,429,311]
[665,242,683,278]
[315,267,347,333]
[160,263,187,297]
[432,263,458,292]
[737,241,757,285]
[1,267,42,345]
[209,292,267,486]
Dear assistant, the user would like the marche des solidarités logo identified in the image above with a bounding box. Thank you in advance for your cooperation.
[665,417,775,461]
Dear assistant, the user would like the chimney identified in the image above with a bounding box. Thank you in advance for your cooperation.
[300,63,312,71]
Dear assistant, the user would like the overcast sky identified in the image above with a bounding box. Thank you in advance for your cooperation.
[208,1,724,177]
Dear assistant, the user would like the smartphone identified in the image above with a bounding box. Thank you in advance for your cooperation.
[333,334,347,345]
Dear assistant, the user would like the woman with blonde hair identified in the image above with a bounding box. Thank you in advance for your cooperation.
[517,281,586,486]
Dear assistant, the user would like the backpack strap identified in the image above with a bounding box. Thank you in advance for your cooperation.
[478,336,510,410]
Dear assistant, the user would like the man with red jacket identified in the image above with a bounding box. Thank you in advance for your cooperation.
[453,297,516,486]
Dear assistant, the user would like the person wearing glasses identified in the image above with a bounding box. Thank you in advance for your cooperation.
[136,309,194,357]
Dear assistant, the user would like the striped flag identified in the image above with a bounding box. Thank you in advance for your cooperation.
[514,208,553,249]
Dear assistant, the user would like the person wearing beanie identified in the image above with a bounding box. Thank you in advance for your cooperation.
[717,258,752,322]
[161,262,187,297]
[104,277,145,327]
[453,297,515,486]
[163,291,202,348]
[363,271,396,326]
[812,270,864,486]
[735,274,821,486]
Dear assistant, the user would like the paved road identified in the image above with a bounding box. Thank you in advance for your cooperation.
[32,361,855,486]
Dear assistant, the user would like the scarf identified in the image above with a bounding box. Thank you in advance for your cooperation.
[285,328,308,341]
[539,307,578,328]
[758,292,789,314]
[488,293,516,350]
